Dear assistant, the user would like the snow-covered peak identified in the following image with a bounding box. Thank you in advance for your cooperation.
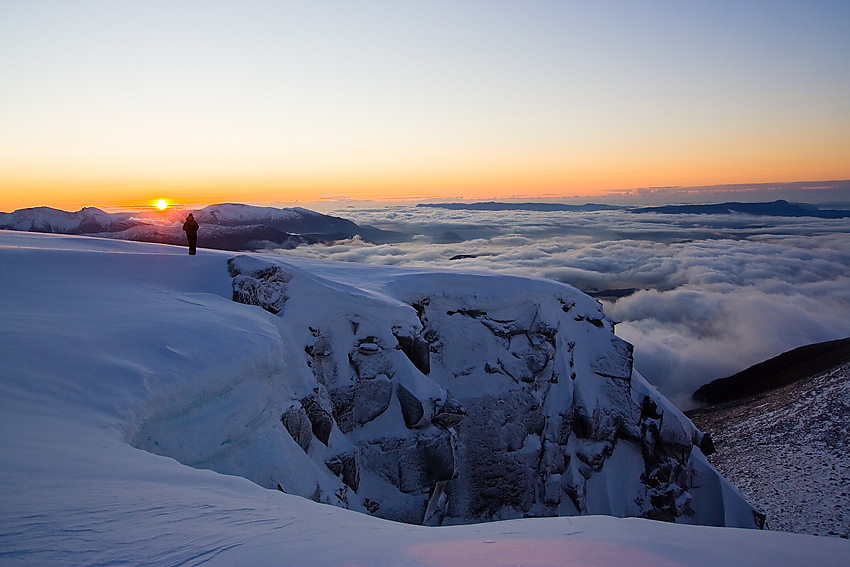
[0,205,134,233]
[186,204,371,240]
[193,202,303,224]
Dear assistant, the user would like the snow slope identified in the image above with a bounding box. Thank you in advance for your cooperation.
[1,230,848,566]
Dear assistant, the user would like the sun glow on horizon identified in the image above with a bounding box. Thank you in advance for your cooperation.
[154,199,169,210]
[0,2,848,212]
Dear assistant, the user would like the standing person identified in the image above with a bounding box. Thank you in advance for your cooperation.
[182,213,199,255]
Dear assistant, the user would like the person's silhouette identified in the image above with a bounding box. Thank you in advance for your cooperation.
[182,213,199,255]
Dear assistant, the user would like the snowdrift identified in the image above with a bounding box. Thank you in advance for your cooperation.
[1,230,847,566]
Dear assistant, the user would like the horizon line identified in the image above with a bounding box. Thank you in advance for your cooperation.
[3,178,850,214]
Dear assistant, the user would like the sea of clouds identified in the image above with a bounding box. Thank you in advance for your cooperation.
[274,205,850,408]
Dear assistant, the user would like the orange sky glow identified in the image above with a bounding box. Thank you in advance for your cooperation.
[1,1,848,212]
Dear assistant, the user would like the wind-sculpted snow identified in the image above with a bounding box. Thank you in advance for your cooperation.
[4,232,848,566]
[129,251,763,527]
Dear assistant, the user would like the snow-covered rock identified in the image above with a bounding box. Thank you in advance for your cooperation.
[130,251,763,528]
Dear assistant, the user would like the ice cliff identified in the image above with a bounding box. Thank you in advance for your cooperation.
[130,253,761,529]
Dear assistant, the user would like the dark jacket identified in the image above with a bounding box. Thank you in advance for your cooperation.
[182,216,199,235]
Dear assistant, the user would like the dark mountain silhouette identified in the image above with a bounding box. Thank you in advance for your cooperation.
[633,199,850,218]
[417,202,622,212]
[417,199,850,218]
[692,337,850,405]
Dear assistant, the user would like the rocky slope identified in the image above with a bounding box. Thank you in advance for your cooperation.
[688,360,850,537]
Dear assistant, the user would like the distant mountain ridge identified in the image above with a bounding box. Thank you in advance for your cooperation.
[416,199,850,218]
[693,337,850,405]
[0,203,403,250]
[417,202,622,212]
[632,199,850,218]
[0,206,137,234]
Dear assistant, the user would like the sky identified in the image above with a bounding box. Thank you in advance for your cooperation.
[1,0,849,211]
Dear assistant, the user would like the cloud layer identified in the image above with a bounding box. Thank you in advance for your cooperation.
[273,206,850,408]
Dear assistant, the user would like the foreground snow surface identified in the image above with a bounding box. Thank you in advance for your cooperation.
[1,231,847,566]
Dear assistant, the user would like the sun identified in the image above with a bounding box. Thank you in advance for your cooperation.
[154,199,169,210]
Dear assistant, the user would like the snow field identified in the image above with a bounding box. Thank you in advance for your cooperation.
[1,230,848,566]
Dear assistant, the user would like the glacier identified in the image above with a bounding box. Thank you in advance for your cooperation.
[1,230,847,566]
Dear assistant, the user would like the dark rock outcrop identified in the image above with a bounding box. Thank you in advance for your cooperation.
[281,406,313,452]
[227,256,291,314]
[397,385,426,429]
[326,452,360,492]
[431,392,467,430]
[394,331,431,375]
[299,394,334,446]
